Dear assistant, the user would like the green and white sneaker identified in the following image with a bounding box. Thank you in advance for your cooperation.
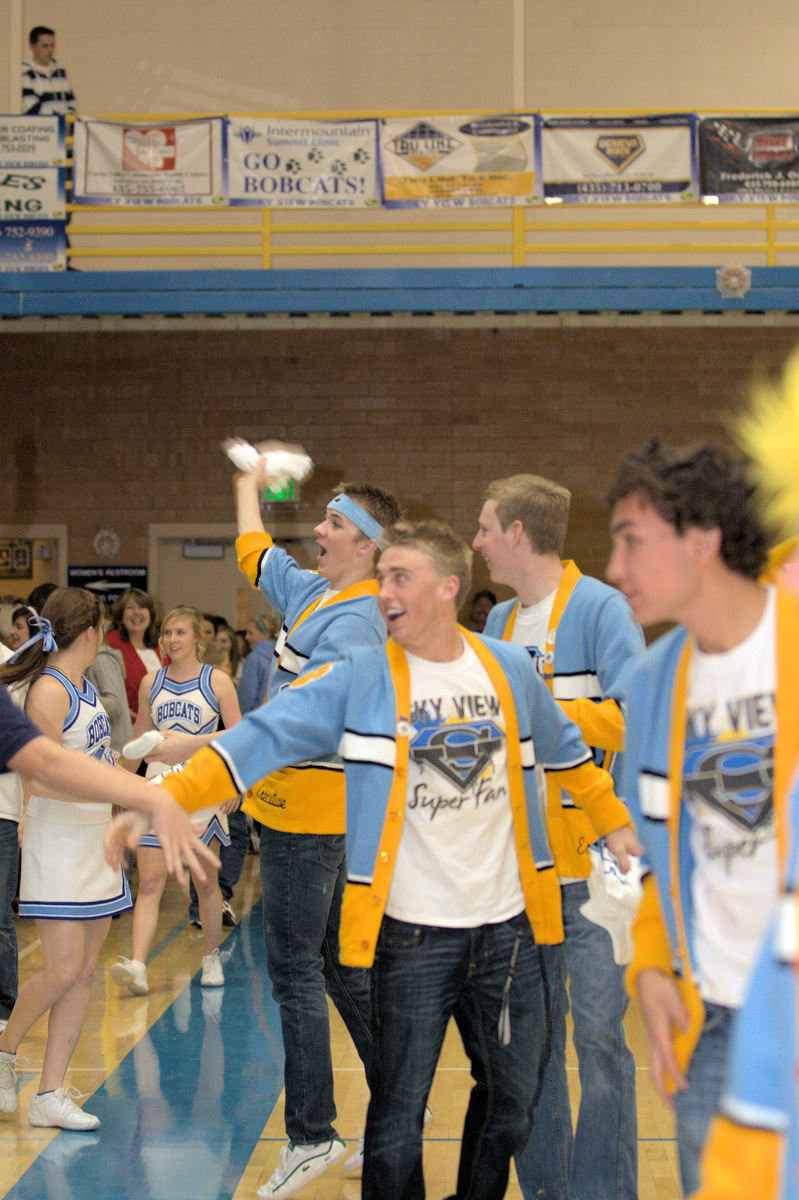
[257,1137,347,1198]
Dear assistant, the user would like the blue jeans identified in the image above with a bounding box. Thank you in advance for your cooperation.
[188,807,250,917]
[516,880,637,1200]
[674,1001,735,1198]
[259,827,372,1144]
[0,820,18,1019]
[363,911,549,1200]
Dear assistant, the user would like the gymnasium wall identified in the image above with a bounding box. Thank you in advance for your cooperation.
[3,322,797,603]
[2,0,799,114]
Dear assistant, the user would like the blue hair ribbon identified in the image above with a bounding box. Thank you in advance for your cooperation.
[7,616,58,664]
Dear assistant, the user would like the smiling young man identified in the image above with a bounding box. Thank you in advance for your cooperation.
[232,456,401,1198]
[473,474,644,1200]
[606,440,799,1197]
[125,517,640,1200]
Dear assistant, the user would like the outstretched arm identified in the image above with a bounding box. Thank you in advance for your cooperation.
[10,736,219,885]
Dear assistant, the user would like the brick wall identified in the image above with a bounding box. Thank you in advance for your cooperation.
[4,323,797,606]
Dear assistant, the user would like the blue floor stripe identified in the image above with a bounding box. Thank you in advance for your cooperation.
[5,898,284,1200]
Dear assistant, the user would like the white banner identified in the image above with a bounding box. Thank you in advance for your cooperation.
[538,114,698,203]
[72,117,226,205]
[380,115,538,207]
[228,118,379,207]
[0,115,65,166]
[0,167,65,220]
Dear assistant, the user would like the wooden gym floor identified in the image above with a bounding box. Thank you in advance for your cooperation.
[0,853,680,1200]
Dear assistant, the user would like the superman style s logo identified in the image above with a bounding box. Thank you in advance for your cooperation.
[409,721,503,791]
[684,742,773,830]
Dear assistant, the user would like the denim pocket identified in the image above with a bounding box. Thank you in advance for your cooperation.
[310,832,346,871]
[505,910,534,940]
[701,1001,734,1035]
[377,916,430,952]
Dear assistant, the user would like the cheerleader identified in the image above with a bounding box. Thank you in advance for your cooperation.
[112,606,240,995]
[0,587,132,1130]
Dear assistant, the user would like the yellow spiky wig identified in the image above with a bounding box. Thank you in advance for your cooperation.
[736,345,799,540]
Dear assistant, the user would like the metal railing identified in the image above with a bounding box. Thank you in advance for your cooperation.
[64,203,799,270]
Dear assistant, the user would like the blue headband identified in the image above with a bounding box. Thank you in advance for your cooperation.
[7,615,58,664]
[328,493,384,547]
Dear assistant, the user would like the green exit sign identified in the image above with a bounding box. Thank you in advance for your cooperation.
[263,479,297,502]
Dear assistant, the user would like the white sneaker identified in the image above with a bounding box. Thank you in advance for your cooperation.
[343,1136,364,1173]
[344,1105,432,1174]
[257,1137,347,1198]
[0,1050,17,1113]
[201,949,224,987]
[221,900,237,927]
[110,957,149,996]
[29,1087,100,1130]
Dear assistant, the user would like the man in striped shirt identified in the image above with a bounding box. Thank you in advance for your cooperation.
[21,26,76,116]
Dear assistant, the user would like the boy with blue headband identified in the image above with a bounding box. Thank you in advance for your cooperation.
[228,452,401,1197]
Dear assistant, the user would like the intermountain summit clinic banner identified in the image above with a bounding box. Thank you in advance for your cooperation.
[0,114,65,270]
[72,117,226,205]
[537,114,698,202]
[380,115,538,207]
[228,118,379,207]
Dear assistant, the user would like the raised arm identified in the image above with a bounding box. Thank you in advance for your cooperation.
[235,469,266,537]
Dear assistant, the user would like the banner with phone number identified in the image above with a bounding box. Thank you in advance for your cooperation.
[0,115,66,269]
[700,116,799,201]
[72,116,226,206]
[537,113,698,203]
[0,218,65,271]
